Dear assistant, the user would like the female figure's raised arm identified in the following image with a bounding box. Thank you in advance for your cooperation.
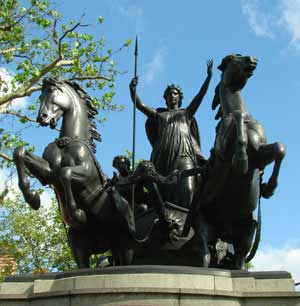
[186,59,213,117]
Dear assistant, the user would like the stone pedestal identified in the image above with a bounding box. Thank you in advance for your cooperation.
[1,265,299,306]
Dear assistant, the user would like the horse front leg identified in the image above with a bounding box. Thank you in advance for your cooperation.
[232,217,256,270]
[67,228,91,268]
[193,212,211,268]
[13,146,52,210]
[59,166,89,230]
[232,111,248,175]
[257,142,286,199]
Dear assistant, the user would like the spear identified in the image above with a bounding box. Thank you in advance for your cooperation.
[131,35,138,210]
[132,35,138,172]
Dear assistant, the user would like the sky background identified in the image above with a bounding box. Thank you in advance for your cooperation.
[2,0,300,284]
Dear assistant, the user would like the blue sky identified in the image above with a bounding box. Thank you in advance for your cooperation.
[2,0,300,281]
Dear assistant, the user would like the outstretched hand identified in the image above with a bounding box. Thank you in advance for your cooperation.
[207,59,213,77]
[129,77,138,91]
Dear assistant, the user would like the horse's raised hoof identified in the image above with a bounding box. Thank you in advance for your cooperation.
[260,182,276,199]
[25,191,41,210]
[232,154,248,176]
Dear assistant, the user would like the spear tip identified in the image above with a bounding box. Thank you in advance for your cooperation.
[134,35,138,56]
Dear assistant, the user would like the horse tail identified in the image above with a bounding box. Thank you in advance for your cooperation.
[245,197,261,263]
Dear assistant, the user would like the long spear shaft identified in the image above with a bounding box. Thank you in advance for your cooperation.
[132,36,138,172]
[131,36,138,210]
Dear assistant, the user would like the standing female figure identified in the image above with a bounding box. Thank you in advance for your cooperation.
[129,60,213,208]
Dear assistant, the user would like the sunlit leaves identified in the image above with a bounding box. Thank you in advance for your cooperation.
[98,16,104,24]
[0,0,124,107]
[0,191,76,274]
[0,0,129,164]
[123,38,132,48]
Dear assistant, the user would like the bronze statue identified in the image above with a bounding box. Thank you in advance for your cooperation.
[129,60,213,209]
[183,54,285,269]
[13,78,142,267]
[111,155,148,214]
[12,53,286,271]
[13,79,192,268]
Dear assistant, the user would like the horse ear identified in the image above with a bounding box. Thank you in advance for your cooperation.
[218,55,234,71]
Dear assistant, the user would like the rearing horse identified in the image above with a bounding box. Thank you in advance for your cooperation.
[188,54,285,269]
[13,78,137,267]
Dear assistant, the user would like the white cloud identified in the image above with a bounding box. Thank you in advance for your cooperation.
[279,0,300,48]
[110,0,143,30]
[113,2,143,20]
[240,0,274,38]
[241,0,300,50]
[0,67,28,112]
[142,47,167,85]
[252,244,300,287]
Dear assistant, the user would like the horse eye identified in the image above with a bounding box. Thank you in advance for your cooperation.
[47,86,56,92]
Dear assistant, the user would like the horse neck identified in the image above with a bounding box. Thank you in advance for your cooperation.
[219,82,249,117]
[59,88,90,141]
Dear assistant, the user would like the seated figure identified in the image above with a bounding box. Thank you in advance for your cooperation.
[112,155,148,214]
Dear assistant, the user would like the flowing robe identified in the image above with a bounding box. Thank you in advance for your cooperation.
[146,108,203,177]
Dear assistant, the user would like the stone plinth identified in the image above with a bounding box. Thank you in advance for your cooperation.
[0,266,299,306]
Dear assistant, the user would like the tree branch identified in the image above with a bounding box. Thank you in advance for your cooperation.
[0,59,74,107]
[69,75,111,82]
[0,47,19,55]
[0,152,13,162]
[0,17,103,108]
[4,110,37,123]
[0,6,31,32]
[3,109,60,132]
[58,22,82,57]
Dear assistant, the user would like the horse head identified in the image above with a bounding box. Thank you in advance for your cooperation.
[37,78,72,129]
[218,54,258,91]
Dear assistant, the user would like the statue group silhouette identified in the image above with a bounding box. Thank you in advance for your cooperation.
[14,54,285,270]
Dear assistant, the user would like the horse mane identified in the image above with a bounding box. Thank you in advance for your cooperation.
[65,80,101,153]
[42,77,101,153]
[212,54,244,121]
[211,82,222,120]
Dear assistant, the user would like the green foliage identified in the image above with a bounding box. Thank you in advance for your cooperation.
[0,0,122,98]
[0,0,132,166]
[0,189,76,275]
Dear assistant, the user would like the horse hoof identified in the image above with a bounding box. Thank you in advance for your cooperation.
[232,154,248,176]
[25,191,41,210]
[260,183,275,199]
[202,253,211,268]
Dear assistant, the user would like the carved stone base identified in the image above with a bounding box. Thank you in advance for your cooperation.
[1,266,299,306]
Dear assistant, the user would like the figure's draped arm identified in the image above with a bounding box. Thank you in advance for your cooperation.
[130,88,157,118]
